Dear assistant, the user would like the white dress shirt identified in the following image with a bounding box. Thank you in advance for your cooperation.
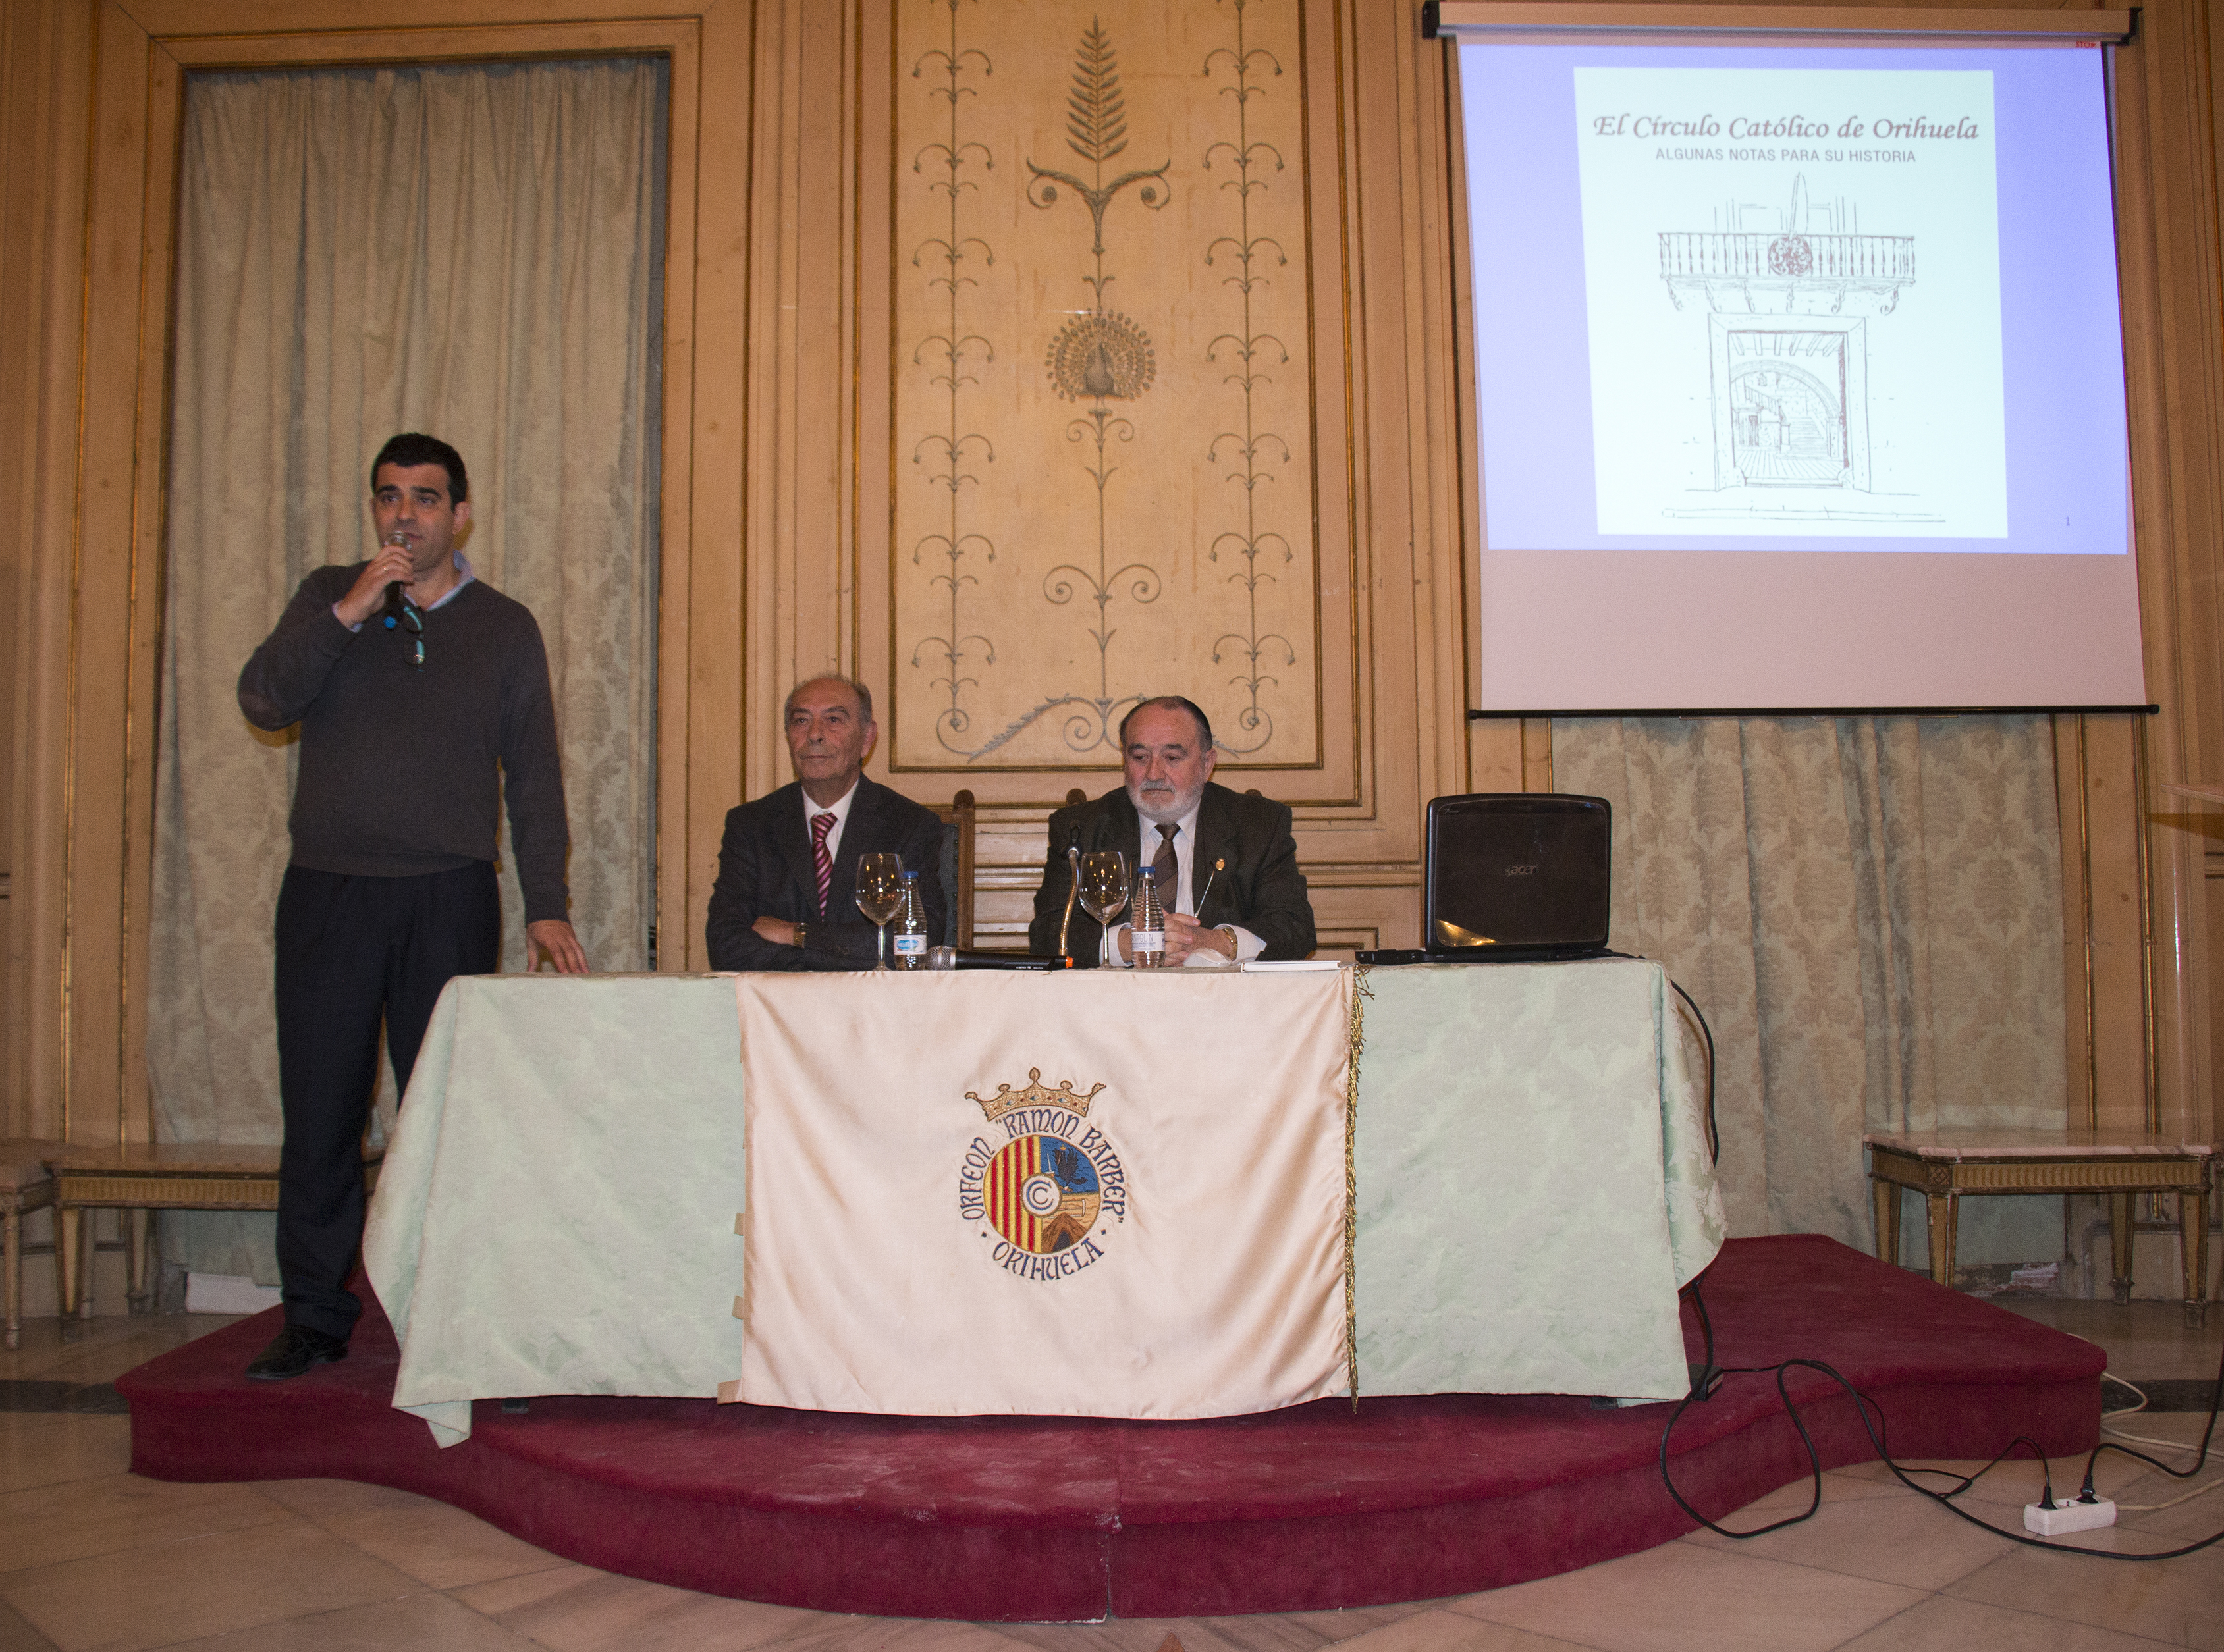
[1101,801,1264,967]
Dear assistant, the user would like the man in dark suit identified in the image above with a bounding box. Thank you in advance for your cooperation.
[1029,696,1314,965]
[705,676,948,969]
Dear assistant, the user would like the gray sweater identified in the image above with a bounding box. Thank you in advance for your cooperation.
[238,563,571,923]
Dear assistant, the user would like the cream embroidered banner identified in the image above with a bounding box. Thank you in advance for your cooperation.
[724,969,1350,1417]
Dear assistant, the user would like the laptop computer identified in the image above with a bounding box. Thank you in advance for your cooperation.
[1356,793,1613,965]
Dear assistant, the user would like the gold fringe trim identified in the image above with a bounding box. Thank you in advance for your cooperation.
[1344,965,1372,1412]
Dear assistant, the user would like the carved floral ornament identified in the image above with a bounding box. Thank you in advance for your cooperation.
[1046,311,1155,402]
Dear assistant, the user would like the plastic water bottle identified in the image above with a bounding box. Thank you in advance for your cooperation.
[893,870,929,969]
[1131,866,1166,969]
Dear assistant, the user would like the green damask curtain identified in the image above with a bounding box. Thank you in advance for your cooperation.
[147,57,666,1283]
[1553,716,2067,1264]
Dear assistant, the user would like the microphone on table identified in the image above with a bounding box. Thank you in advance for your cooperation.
[1056,827,1083,965]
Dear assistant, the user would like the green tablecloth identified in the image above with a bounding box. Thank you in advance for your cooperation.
[366,960,1723,1444]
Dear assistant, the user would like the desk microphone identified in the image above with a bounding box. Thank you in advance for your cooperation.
[1056,832,1082,961]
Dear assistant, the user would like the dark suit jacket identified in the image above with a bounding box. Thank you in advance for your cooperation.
[1028,782,1315,963]
[705,776,950,971]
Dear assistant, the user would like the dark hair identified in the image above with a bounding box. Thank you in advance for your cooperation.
[1118,695,1214,753]
[783,676,874,727]
[371,433,469,505]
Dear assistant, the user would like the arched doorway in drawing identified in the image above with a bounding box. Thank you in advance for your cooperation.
[1704,314,1874,494]
[1727,350,1846,486]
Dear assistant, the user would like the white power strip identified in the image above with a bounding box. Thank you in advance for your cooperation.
[2024,1497,2117,1535]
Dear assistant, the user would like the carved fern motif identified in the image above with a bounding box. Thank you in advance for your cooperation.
[1065,20,1128,166]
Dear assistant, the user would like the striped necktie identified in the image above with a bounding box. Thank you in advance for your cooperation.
[1151,822,1178,909]
[811,811,838,917]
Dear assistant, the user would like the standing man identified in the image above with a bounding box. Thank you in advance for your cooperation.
[1029,695,1315,965]
[237,433,586,1381]
[705,676,948,969]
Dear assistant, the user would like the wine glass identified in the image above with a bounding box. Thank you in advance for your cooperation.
[1076,850,1131,930]
[854,853,906,971]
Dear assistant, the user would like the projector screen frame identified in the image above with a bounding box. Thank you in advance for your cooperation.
[1442,14,2149,717]
[1422,3,2136,45]
[1467,704,2160,719]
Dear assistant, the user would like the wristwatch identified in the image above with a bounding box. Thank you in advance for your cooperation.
[1218,924,1238,957]
[793,921,808,949]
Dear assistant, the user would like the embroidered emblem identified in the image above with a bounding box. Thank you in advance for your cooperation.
[958,1067,1127,1282]
[984,1134,1100,1254]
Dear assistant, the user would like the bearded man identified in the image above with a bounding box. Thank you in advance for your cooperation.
[1027,696,1315,965]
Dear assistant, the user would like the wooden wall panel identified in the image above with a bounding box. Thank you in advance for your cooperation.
[875,1,1332,775]
[852,0,1376,794]
[55,3,155,1149]
[836,0,1462,961]
[2117,0,2224,1141]
[0,0,94,1142]
[2057,714,2157,1131]
[652,11,710,976]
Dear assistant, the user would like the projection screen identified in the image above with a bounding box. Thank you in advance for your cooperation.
[1451,11,2149,713]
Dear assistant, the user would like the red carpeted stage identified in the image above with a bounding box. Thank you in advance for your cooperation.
[117,1235,2103,1621]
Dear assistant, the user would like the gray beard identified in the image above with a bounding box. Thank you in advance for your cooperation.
[1129,779,1205,826]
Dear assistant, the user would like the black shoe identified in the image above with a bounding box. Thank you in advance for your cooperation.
[244,1326,348,1382]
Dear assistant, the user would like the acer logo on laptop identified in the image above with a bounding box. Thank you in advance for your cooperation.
[1503,863,1540,876]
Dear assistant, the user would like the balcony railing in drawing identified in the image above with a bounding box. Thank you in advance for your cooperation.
[1659,231,1916,282]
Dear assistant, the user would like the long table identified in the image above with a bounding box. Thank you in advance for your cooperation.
[364,959,1724,1443]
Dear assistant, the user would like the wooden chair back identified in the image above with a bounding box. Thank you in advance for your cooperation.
[932,790,977,949]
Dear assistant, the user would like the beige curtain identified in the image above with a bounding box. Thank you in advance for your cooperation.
[148,58,664,1279]
[1552,716,2067,1262]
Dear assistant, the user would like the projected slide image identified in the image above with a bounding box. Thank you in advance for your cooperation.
[1573,67,2007,539]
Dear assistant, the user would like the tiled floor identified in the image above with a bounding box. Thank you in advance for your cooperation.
[0,1298,2217,1652]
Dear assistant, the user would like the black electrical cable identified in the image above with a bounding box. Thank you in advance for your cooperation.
[1600,950,1718,1165]
[1666,978,1718,1165]
[1629,947,2215,1557]
[1660,1276,2224,1560]
[2077,1325,2223,1495]
[1686,1271,1714,1374]
[1679,1267,1722,1402]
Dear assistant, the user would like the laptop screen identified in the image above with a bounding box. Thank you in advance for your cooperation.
[1425,794,1612,955]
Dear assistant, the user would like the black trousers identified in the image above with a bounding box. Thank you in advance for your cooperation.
[274,862,499,1339]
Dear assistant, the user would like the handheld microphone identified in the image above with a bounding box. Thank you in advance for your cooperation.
[379,532,411,629]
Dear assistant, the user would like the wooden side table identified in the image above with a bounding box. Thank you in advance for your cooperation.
[0,1139,72,1350]
[1865,1128,2215,1326]
[45,1143,380,1336]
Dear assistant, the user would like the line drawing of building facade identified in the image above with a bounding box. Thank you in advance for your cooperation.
[1659,176,1915,498]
